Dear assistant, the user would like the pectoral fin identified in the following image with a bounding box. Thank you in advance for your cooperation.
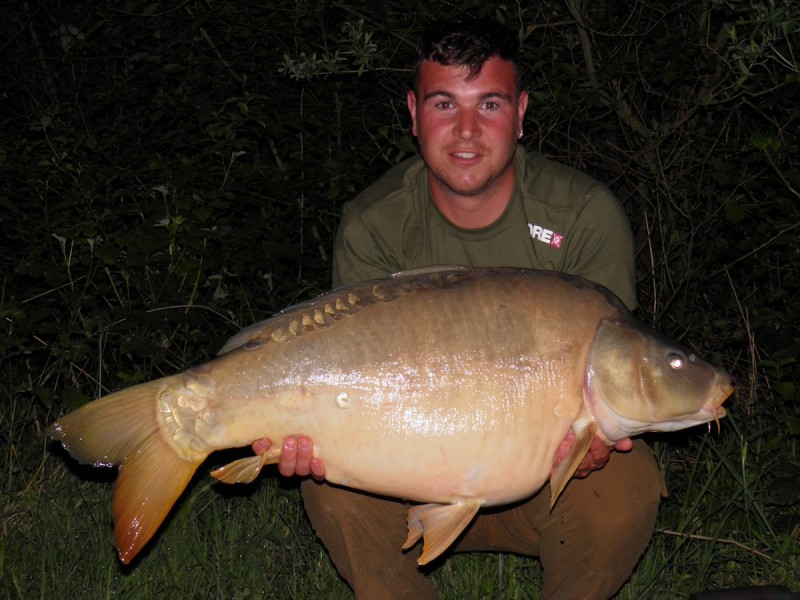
[211,448,282,484]
[403,498,481,565]
[549,419,597,508]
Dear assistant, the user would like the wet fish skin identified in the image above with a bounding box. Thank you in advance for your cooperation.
[48,266,732,565]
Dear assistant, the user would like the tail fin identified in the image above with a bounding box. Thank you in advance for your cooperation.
[48,377,205,564]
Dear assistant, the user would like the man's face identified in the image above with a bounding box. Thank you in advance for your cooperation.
[407,56,528,200]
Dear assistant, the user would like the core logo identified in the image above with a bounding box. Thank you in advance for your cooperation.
[528,223,564,248]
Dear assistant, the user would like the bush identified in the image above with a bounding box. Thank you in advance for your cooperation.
[1,1,797,597]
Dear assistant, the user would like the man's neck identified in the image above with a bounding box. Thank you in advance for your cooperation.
[429,166,516,229]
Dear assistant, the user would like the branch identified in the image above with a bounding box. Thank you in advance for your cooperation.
[22,0,58,102]
[713,221,800,277]
[564,0,650,139]
[186,7,245,86]
[564,0,598,88]
[656,529,783,565]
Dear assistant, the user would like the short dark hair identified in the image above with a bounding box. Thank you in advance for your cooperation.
[412,17,521,91]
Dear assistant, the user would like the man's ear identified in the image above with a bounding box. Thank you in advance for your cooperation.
[406,89,418,137]
[517,90,529,130]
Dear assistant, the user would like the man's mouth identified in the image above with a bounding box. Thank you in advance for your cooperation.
[452,151,479,159]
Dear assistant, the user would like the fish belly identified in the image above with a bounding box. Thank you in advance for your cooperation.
[185,270,612,506]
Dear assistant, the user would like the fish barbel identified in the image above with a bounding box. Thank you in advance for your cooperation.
[48,266,733,565]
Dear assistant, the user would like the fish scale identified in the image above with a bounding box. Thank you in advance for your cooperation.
[49,265,732,565]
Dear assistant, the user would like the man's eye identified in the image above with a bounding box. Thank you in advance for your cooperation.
[435,101,453,110]
[482,101,500,111]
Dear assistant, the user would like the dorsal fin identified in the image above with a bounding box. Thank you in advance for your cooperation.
[389,265,468,278]
[217,266,471,355]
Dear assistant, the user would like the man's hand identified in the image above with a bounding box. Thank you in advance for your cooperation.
[552,431,633,478]
[251,436,326,480]
[255,430,626,482]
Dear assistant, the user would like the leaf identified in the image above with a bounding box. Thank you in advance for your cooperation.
[750,133,782,152]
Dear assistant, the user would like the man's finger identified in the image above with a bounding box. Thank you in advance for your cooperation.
[278,437,298,477]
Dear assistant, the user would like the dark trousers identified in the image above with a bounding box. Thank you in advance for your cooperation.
[300,439,664,599]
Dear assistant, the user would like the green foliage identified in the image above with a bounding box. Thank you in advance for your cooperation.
[1,0,798,597]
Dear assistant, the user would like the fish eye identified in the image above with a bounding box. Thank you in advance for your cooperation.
[668,353,685,370]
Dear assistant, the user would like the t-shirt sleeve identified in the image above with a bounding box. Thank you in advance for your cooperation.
[562,187,637,310]
[331,206,397,288]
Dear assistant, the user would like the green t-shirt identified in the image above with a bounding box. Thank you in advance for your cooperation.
[332,146,637,310]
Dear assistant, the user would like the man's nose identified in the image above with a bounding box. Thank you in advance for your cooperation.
[454,109,480,140]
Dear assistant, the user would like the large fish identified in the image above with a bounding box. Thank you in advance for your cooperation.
[48,266,732,565]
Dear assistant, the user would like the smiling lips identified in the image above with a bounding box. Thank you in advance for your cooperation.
[452,150,482,160]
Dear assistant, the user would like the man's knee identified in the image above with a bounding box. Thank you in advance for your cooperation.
[585,441,663,542]
[300,482,436,599]
[538,442,663,599]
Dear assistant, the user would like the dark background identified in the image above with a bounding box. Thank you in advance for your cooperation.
[1,0,798,595]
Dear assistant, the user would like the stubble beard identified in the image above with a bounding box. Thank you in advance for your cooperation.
[421,141,518,198]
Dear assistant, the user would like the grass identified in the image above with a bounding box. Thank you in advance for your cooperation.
[1,195,796,598]
[3,1,797,595]
[1,266,797,598]
[3,440,349,599]
[2,384,797,599]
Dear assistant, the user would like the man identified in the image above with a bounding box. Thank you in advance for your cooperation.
[255,17,663,599]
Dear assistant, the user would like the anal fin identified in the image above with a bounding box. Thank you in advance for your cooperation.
[403,498,481,565]
[210,448,282,484]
